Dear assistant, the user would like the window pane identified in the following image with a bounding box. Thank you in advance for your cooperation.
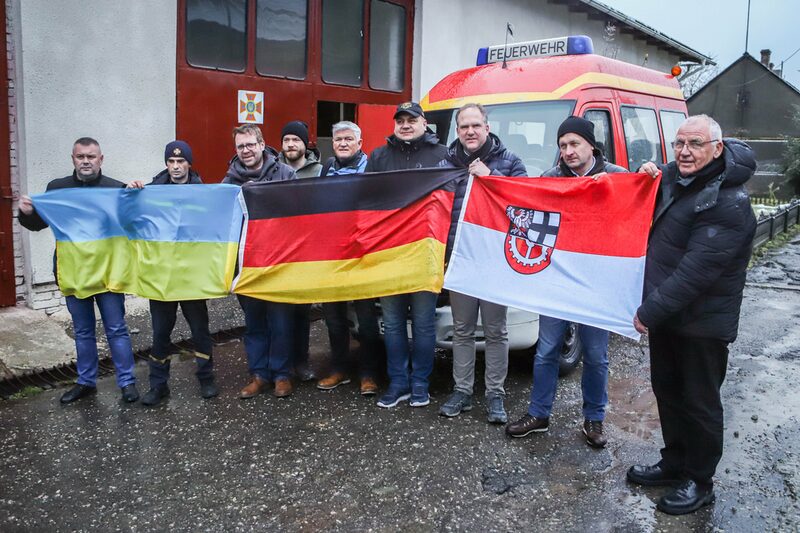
[583,109,614,163]
[431,101,575,176]
[256,0,307,79]
[322,0,364,86]
[186,0,247,72]
[369,0,405,91]
[621,106,663,170]
[660,110,687,163]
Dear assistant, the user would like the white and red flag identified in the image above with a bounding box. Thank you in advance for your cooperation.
[443,173,659,339]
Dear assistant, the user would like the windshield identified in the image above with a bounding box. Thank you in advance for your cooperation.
[426,100,575,176]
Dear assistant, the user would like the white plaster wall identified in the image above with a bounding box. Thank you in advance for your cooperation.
[16,0,177,286]
[415,0,682,99]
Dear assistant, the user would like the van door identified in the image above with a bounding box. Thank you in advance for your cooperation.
[577,103,621,167]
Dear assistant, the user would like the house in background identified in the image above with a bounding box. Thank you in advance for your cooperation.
[688,49,800,199]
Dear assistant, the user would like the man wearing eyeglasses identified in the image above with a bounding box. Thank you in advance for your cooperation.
[223,124,298,400]
[629,115,756,515]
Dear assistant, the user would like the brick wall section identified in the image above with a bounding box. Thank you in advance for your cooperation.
[6,1,63,314]
[6,0,25,304]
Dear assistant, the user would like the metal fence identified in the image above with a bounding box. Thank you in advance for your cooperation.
[753,200,800,248]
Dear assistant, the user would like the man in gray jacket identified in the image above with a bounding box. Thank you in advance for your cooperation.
[223,124,299,399]
[506,116,627,448]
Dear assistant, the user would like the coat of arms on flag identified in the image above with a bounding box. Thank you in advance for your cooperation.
[505,205,560,274]
[238,90,264,124]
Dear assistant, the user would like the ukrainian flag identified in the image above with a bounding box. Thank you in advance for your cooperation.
[32,185,243,300]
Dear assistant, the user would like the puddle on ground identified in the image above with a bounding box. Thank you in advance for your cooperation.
[607,374,660,441]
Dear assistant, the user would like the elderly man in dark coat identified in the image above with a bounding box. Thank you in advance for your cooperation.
[629,114,756,515]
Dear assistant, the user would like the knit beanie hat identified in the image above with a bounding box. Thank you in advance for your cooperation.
[556,116,597,148]
[164,140,193,164]
[281,121,310,148]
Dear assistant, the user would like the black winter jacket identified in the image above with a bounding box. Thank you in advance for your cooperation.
[222,146,297,185]
[637,139,757,342]
[365,131,447,172]
[439,133,528,263]
[439,133,527,177]
[149,168,203,185]
[18,171,125,232]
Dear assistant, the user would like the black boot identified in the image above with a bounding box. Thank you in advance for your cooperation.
[141,384,170,407]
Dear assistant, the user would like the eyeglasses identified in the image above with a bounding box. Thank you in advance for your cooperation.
[236,142,260,152]
[671,139,719,151]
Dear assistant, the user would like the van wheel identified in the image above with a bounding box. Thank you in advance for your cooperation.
[558,322,583,376]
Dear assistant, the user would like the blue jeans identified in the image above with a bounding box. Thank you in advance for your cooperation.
[237,295,293,381]
[528,316,609,421]
[380,291,437,390]
[65,292,136,388]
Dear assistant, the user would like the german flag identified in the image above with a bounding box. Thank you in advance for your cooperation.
[232,168,463,303]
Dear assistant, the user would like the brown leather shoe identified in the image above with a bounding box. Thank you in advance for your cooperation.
[273,378,294,398]
[360,377,379,396]
[239,376,268,399]
[317,372,350,391]
[583,419,608,448]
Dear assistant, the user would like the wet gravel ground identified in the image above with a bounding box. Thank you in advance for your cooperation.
[1,242,799,532]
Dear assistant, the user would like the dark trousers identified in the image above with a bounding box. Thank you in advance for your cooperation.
[149,299,214,388]
[237,294,294,381]
[292,304,311,368]
[649,328,729,484]
[322,299,380,378]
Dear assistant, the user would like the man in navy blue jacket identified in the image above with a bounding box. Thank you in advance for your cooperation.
[438,103,526,425]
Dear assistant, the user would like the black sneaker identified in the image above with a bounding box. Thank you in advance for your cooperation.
[505,414,549,438]
[141,385,169,407]
[121,384,140,403]
[200,380,219,399]
[583,419,607,448]
[60,384,97,404]
[439,391,473,417]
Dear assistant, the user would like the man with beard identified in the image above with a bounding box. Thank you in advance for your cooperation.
[278,120,323,383]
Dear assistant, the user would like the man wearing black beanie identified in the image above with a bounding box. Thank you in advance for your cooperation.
[278,120,323,179]
[506,116,627,449]
[126,140,217,406]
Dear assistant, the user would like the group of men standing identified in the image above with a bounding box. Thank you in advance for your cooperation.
[17,102,755,515]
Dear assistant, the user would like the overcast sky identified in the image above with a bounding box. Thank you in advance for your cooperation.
[602,0,800,89]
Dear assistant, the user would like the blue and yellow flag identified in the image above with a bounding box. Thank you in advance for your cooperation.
[32,185,242,300]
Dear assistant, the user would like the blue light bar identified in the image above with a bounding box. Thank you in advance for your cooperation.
[477,35,594,66]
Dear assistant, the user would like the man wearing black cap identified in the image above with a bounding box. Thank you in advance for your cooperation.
[366,102,448,410]
[278,120,323,179]
[506,116,627,448]
[127,140,217,406]
[278,121,323,384]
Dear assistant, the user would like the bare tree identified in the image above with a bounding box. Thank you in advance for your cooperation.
[678,59,720,98]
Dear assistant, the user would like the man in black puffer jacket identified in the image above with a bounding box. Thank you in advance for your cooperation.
[506,116,628,450]
[223,124,298,401]
[628,115,756,516]
[367,102,447,410]
[437,103,526,426]
[126,141,217,407]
